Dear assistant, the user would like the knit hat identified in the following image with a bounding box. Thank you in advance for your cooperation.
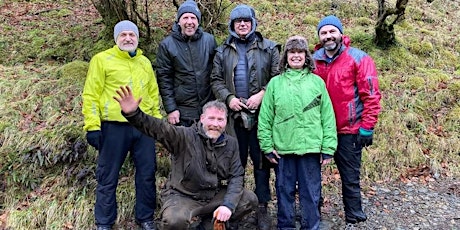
[317,15,343,34]
[279,35,315,72]
[113,20,139,42]
[228,4,257,39]
[176,0,201,23]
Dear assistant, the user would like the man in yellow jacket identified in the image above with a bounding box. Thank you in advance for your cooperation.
[82,20,161,230]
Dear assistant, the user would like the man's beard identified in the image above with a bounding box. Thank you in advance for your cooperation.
[323,37,341,51]
[205,129,223,139]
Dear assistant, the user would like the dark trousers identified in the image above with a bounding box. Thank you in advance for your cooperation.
[158,188,258,229]
[335,134,367,223]
[234,122,272,203]
[274,154,321,230]
[95,122,157,227]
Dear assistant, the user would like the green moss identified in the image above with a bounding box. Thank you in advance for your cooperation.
[406,76,426,90]
[355,17,373,26]
[56,60,89,81]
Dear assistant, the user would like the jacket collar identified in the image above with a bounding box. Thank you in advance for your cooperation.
[195,122,227,147]
[313,35,350,62]
[171,23,204,42]
[112,45,142,59]
[223,31,265,48]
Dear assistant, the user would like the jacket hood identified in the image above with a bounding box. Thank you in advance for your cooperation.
[222,31,265,47]
[228,4,257,40]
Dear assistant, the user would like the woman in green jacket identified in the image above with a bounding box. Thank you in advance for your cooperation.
[258,35,337,230]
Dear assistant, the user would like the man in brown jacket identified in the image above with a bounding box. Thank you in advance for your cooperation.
[114,86,257,230]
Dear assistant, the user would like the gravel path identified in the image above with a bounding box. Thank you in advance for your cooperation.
[238,178,460,229]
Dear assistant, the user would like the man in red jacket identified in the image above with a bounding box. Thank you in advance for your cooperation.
[313,15,382,230]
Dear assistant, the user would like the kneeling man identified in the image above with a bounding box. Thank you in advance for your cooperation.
[114,86,257,229]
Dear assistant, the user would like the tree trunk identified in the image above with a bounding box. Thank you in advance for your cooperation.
[374,0,409,49]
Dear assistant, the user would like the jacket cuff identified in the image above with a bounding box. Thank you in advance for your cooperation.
[221,202,236,212]
[226,95,236,106]
[321,153,333,160]
[121,108,141,118]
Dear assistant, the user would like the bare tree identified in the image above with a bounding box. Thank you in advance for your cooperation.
[90,0,152,43]
[374,0,409,48]
[173,0,232,35]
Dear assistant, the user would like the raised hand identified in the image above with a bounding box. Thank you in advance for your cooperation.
[113,85,142,114]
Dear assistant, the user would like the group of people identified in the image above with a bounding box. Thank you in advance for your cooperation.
[82,1,381,230]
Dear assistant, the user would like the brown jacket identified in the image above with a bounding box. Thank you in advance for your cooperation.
[123,109,244,211]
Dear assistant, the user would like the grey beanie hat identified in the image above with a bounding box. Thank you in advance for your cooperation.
[113,20,139,42]
[317,15,343,34]
[228,4,257,39]
[279,35,315,72]
[176,0,201,23]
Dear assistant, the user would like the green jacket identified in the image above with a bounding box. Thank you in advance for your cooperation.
[258,68,337,155]
[82,45,162,131]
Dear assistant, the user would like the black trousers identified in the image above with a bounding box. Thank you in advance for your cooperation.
[94,122,157,227]
[335,134,367,223]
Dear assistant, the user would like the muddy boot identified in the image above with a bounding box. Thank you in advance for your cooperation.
[256,203,271,230]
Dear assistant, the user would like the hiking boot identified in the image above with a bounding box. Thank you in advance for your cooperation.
[138,220,156,230]
[344,222,358,230]
[256,203,271,230]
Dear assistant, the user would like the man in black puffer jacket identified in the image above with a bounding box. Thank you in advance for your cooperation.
[156,0,217,127]
[211,4,280,230]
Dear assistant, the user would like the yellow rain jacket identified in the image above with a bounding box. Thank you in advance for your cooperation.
[82,45,162,131]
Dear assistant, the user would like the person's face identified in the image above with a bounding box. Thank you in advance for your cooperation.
[318,25,342,51]
[116,31,138,52]
[233,18,252,38]
[179,13,199,37]
[287,49,306,69]
[200,107,227,140]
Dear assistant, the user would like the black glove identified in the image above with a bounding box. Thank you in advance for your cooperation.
[86,130,102,150]
[357,127,373,147]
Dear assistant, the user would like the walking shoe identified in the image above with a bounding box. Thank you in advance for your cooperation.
[344,222,358,230]
[256,203,271,230]
[138,220,156,230]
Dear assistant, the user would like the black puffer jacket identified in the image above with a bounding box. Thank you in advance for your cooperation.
[123,109,244,211]
[211,32,280,136]
[156,24,217,122]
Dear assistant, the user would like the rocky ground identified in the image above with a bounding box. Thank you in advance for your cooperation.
[237,178,460,230]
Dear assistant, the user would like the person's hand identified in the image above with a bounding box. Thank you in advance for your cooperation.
[113,86,142,114]
[265,150,281,164]
[246,90,265,110]
[357,127,373,147]
[86,130,101,150]
[167,110,180,125]
[229,97,247,111]
[213,206,232,222]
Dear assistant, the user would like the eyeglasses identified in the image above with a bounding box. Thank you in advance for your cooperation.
[234,19,251,25]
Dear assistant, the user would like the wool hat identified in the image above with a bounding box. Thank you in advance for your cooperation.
[279,35,315,72]
[228,4,257,38]
[317,15,343,34]
[113,20,139,42]
[176,0,201,23]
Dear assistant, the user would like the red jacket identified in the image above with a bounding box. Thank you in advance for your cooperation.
[313,36,381,134]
